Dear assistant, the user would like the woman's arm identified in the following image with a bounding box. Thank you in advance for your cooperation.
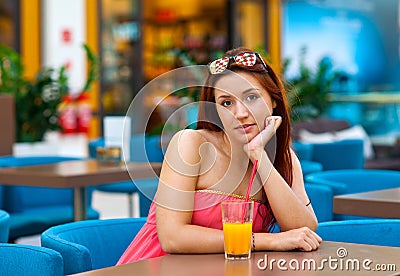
[246,116,318,231]
[155,129,225,254]
[257,150,318,231]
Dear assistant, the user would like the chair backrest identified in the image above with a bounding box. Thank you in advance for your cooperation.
[41,217,147,275]
[311,139,365,170]
[0,243,64,276]
[306,169,400,195]
[304,183,333,222]
[0,185,3,208]
[0,210,10,243]
[300,160,323,177]
[135,178,159,217]
[317,219,400,247]
[0,156,89,212]
[293,142,313,161]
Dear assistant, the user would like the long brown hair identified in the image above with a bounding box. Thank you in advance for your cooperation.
[196,47,293,231]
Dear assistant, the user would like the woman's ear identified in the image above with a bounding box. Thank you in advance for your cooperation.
[272,100,277,109]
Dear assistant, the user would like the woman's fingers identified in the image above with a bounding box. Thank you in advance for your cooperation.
[259,116,282,145]
[264,115,282,131]
[275,227,321,252]
[303,235,319,251]
[311,231,323,243]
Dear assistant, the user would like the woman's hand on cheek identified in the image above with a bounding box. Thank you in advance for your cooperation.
[244,116,282,161]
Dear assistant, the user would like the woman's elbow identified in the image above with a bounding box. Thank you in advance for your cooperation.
[307,215,318,231]
[159,235,183,254]
[309,219,318,232]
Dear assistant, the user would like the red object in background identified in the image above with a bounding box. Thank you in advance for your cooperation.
[61,28,73,44]
[58,95,77,134]
[155,9,176,23]
[75,92,92,134]
[64,59,72,71]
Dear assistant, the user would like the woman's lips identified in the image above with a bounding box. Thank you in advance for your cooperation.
[235,124,256,133]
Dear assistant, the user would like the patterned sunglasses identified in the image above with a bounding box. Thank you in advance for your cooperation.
[208,52,268,74]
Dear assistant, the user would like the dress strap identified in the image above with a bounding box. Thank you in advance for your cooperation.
[196,189,263,203]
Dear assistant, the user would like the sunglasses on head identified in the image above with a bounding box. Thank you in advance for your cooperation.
[208,52,268,75]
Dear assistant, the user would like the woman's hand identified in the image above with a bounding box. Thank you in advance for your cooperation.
[245,115,282,162]
[270,227,322,252]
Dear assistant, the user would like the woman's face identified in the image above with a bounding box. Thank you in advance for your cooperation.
[214,71,276,143]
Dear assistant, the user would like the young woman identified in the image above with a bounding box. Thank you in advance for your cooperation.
[117,47,321,264]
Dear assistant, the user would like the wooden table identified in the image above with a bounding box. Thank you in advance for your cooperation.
[0,159,162,221]
[74,241,400,275]
[334,188,400,218]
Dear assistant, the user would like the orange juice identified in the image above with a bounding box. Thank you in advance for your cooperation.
[223,222,252,257]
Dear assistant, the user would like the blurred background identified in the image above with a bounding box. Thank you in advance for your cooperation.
[0,0,399,150]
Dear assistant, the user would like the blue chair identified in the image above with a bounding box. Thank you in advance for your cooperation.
[317,219,400,247]
[135,178,159,217]
[0,185,3,207]
[306,169,400,195]
[304,183,333,222]
[41,217,146,275]
[0,156,99,241]
[293,141,313,161]
[300,160,323,177]
[311,139,365,170]
[0,243,64,276]
[0,210,10,243]
[89,135,162,217]
[306,169,400,220]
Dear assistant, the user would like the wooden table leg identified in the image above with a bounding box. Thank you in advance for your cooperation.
[73,187,88,221]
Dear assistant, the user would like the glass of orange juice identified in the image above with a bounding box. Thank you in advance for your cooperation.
[221,200,254,260]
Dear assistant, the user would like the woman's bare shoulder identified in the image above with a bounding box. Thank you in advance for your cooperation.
[169,129,207,146]
[165,129,221,163]
[169,129,219,145]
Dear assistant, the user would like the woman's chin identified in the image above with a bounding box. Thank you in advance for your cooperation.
[229,132,256,145]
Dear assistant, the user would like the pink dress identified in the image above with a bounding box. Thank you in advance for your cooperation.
[117,189,270,264]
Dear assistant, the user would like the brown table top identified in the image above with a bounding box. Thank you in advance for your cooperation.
[74,241,400,275]
[0,159,162,188]
[334,188,400,218]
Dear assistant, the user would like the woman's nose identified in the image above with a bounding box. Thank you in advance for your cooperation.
[235,101,249,118]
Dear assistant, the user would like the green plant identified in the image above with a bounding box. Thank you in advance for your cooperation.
[0,43,98,142]
[0,44,69,142]
[81,43,99,92]
[284,47,338,122]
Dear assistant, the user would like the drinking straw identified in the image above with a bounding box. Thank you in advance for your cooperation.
[245,159,258,202]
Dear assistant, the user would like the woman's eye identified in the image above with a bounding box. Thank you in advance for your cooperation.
[221,100,232,107]
[246,94,258,101]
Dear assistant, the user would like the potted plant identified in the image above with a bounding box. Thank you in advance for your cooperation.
[0,44,69,143]
[0,43,98,143]
[284,47,339,122]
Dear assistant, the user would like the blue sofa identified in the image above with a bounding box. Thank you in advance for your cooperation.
[317,219,400,247]
[306,169,400,220]
[0,156,99,241]
[41,217,146,275]
[294,139,365,171]
[304,183,333,222]
[0,243,64,276]
[0,209,9,243]
[306,169,400,196]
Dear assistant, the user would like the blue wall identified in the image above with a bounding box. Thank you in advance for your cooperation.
[282,0,400,92]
